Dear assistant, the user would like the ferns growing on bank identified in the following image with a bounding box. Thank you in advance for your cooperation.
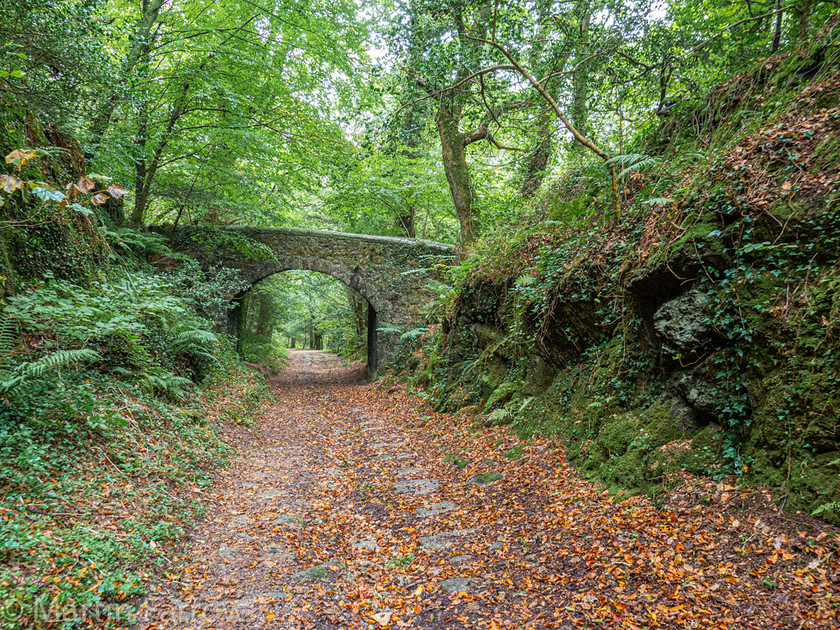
[0,267,233,410]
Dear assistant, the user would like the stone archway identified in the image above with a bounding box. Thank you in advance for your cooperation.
[227,270,384,377]
[155,225,455,375]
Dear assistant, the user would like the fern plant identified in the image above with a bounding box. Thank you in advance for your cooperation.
[605,153,662,179]
[0,311,16,363]
[0,349,101,396]
[101,227,175,258]
[812,501,840,517]
[165,321,221,367]
[138,369,194,401]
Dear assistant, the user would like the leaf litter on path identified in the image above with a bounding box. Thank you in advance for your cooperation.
[139,350,840,629]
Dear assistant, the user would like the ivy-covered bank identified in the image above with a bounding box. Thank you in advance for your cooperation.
[0,133,271,627]
[397,45,840,524]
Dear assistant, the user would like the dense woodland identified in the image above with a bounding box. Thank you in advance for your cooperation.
[1,0,840,626]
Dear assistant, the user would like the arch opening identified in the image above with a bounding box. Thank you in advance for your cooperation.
[227,269,381,379]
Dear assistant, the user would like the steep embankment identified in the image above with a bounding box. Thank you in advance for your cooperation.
[0,129,271,627]
[400,45,840,523]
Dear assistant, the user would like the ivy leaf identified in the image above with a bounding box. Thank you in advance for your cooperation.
[70,202,93,216]
[33,186,66,203]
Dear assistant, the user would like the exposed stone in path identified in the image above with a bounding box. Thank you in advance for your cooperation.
[138,349,840,629]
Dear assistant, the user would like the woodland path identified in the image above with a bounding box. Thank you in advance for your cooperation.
[137,350,839,629]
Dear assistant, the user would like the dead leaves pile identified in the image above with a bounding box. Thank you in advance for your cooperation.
[141,352,839,629]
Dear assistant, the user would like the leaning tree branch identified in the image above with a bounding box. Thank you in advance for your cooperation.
[462,33,621,216]
[389,64,517,120]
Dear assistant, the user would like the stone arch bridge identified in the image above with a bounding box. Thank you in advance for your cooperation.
[154,226,455,376]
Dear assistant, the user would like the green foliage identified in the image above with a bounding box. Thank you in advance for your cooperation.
[1,266,231,407]
[173,227,278,265]
[0,253,268,627]
[102,227,174,258]
[0,348,101,396]
[242,332,289,375]
[245,271,368,360]
[813,501,840,517]
[605,153,662,179]
[399,38,840,523]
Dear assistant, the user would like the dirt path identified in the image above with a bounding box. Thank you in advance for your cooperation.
[138,350,839,629]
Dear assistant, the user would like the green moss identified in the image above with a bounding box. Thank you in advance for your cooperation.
[813,135,840,172]
[663,221,725,261]
[174,227,278,265]
[443,453,469,469]
[504,444,524,461]
[484,381,518,411]
[471,471,504,485]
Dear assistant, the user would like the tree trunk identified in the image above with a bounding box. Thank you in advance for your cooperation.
[256,292,273,337]
[396,209,416,238]
[87,0,167,160]
[521,107,552,198]
[436,97,478,249]
[396,100,420,238]
[772,0,783,52]
[796,0,812,43]
[347,286,367,347]
[571,7,591,149]
[129,101,149,227]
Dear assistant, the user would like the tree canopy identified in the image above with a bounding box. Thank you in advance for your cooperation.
[3,0,835,245]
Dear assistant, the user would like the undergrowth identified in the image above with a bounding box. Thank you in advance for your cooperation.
[0,149,272,627]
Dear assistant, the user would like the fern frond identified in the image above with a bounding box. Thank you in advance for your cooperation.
[605,153,661,179]
[142,370,194,401]
[0,311,19,370]
[0,349,100,395]
[400,327,429,341]
[168,325,221,364]
[812,501,840,516]
[105,228,174,257]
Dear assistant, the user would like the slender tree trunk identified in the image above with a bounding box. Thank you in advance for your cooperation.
[256,292,273,337]
[130,101,149,227]
[571,7,591,150]
[397,209,416,238]
[130,16,253,228]
[796,0,812,43]
[87,0,167,160]
[772,0,783,52]
[396,100,420,237]
[436,97,478,249]
[521,107,552,198]
[482,38,621,217]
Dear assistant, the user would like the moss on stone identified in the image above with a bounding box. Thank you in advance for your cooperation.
[485,381,518,412]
